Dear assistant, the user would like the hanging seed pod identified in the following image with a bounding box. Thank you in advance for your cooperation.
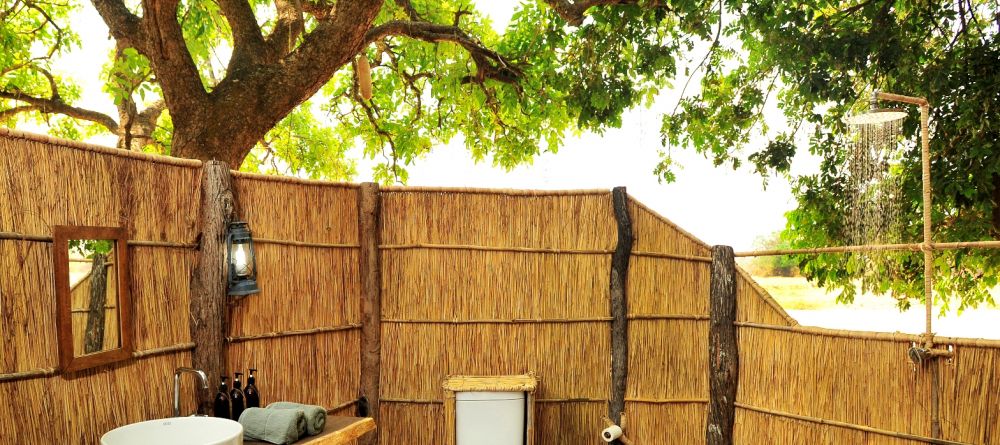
[357,53,373,101]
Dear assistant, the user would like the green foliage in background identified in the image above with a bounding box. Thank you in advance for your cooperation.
[664,1,1000,311]
[742,231,799,277]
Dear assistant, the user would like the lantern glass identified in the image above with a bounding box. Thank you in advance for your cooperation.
[231,242,252,276]
[226,221,260,296]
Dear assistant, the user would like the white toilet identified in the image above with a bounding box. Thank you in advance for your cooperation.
[455,391,526,445]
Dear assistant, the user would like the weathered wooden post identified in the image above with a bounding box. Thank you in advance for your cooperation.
[189,160,236,415]
[707,245,738,445]
[609,186,633,430]
[358,182,382,444]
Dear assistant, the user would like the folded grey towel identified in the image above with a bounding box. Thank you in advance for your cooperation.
[239,407,306,444]
[266,402,327,435]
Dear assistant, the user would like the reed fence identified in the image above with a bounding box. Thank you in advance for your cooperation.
[4,128,1000,444]
[0,129,200,444]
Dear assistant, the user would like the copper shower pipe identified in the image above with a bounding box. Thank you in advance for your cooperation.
[739,90,944,438]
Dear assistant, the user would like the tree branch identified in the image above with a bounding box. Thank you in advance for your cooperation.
[542,0,662,26]
[90,0,147,51]
[265,0,306,59]
[216,0,267,69]
[364,21,523,84]
[0,90,119,131]
[0,105,37,120]
[117,98,165,150]
[139,0,208,145]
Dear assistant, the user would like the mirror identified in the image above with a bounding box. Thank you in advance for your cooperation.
[54,226,133,373]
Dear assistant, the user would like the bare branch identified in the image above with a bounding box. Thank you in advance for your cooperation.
[0,90,119,131]
[364,21,523,85]
[0,105,37,120]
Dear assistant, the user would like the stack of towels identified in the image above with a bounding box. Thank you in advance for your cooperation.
[238,402,328,444]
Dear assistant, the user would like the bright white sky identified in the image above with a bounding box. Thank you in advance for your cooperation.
[26,0,823,251]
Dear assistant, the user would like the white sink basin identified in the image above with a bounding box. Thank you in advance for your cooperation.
[102,417,243,445]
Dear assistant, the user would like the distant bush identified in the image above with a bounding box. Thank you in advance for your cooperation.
[740,232,799,277]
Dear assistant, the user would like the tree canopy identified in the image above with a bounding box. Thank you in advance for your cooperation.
[1,0,715,181]
[664,1,1000,311]
[2,0,999,308]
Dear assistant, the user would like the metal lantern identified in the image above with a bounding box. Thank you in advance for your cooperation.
[226,221,260,296]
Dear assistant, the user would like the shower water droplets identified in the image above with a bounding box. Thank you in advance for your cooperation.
[845,116,906,270]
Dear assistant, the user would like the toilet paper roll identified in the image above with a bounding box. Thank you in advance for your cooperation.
[601,425,623,442]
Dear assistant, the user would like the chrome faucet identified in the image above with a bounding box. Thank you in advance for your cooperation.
[174,367,209,417]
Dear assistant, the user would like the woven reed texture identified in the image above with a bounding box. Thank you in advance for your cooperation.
[735,322,1000,444]
[227,174,361,413]
[0,132,200,443]
[10,130,1000,444]
[380,190,616,249]
[378,190,614,444]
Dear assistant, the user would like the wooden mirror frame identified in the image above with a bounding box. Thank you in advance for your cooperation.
[53,225,134,373]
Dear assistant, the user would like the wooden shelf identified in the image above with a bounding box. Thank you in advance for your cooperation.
[244,415,375,445]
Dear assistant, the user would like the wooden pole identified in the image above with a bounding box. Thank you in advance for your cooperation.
[707,245,738,445]
[189,161,236,415]
[358,182,382,444]
[919,103,943,439]
[608,187,633,429]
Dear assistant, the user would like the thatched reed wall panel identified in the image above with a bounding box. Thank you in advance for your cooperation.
[0,134,200,242]
[0,351,197,443]
[380,323,609,401]
[229,244,360,336]
[733,408,927,444]
[627,256,708,315]
[735,272,793,325]
[624,402,706,444]
[628,201,708,256]
[737,326,932,438]
[0,131,201,444]
[937,344,1000,443]
[381,249,608,320]
[534,401,607,444]
[378,190,616,443]
[627,320,708,400]
[227,175,362,414]
[130,247,194,349]
[378,403,444,445]
[0,242,58,372]
[232,176,358,244]
[380,191,615,249]
[225,330,360,408]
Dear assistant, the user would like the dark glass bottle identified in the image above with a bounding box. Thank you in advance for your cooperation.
[244,368,260,408]
[230,372,247,421]
[213,376,231,419]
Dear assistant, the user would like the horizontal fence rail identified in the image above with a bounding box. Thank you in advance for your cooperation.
[736,240,1000,257]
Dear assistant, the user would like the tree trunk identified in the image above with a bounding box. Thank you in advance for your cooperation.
[166,5,380,167]
[357,182,382,444]
[189,161,237,415]
[608,186,632,429]
[84,253,109,354]
[707,245,738,445]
